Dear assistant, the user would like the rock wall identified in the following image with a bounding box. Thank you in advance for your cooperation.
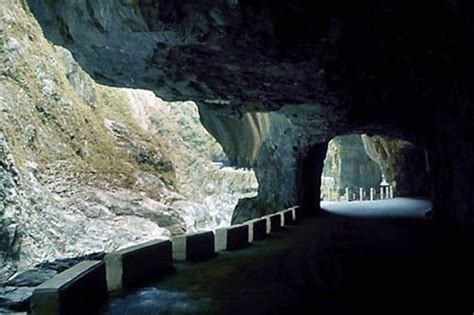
[0,1,257,280]
[123,91,258,228]
[199,104,311,223]
[322,135,382,198]
[361,135,429,197]
[428,83,474,229]
[1,2,174,276]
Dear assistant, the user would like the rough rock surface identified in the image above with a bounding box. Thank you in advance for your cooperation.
[0,252,104,313]
[362,135,429,197]
[124,90,258,227]
[0,0,257,282]
[322,135,381,199]
[200,106,312,223]
[26,0,474,229]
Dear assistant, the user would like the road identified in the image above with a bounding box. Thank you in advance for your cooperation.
[100,198,473,314]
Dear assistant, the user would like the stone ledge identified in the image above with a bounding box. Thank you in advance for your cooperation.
[215,225,249,251]
[172,231,215,262]
[31,260,107,315]
[104,240,172,292]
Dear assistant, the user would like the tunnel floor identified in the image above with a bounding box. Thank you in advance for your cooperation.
[99,198,473,315]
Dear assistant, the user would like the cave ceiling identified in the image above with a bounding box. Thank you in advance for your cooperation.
[28,0,474,143]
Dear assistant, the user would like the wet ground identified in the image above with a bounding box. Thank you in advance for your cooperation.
[99,198,474,315]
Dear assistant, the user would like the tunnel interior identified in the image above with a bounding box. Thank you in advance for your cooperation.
[1,0,474,313]
[24,0,474,230]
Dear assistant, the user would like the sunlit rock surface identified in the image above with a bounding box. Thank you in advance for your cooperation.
[0,1,257,280]
[26,0,474,229]
[26,0,350,223]
[124,90,258,228]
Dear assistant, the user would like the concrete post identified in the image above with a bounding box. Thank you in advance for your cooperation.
[266,213,283,233]
[359,187,363,201]
[215,225,249,251]
[105,240,172,292]
[380,187,384,200]
[345,187,349,202]
[370,187,374,201]
[245,218,267,242]
[172,231,215,262]
[385,187,390,199]
[389,186,394,198]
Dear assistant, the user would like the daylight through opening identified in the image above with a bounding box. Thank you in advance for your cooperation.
[321,134,431,203]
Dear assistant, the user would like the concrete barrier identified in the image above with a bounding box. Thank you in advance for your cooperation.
[215,225,249,251]
[266,213,283,233]
[246,218,267,242]
[282,209,296,225]
[104,240,172,291]
[291,206,301,220]
[172,231,215,261]
[31,261,107,315]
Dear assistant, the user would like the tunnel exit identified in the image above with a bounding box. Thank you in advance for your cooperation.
[320,134,430,202]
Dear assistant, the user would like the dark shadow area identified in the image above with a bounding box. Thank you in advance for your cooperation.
[298,142,329,214]
[99,199,474,315]
[219,200,474,315]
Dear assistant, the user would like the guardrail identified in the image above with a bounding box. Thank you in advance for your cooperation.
[29,206,302,314]
[322,185,395,202]
[31,261,108,315]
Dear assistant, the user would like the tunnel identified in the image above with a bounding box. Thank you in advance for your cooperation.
[320,133,430,202]
[24,0,474,229]
[1,0,474,314]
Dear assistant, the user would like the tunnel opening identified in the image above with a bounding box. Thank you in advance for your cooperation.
[297,133,433,217]
[320,133,431,203]
[293,133,474,314]
[321,134,383,202]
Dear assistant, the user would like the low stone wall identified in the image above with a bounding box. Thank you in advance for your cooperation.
[282,209,296,225]
[26,206,300,314]
[215,225,249,251]
[31,261,107,315]
[292,206,301,220]
[266,213,283,233]
[171,231,216,262]
[104,240,172,292]
[246,218,267,242]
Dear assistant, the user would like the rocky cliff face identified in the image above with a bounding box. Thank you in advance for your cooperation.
[361,135,429,197]
[122,90,258,228]
[322,135,381,199]
[0,1,257,280]
[199,105,313,223]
